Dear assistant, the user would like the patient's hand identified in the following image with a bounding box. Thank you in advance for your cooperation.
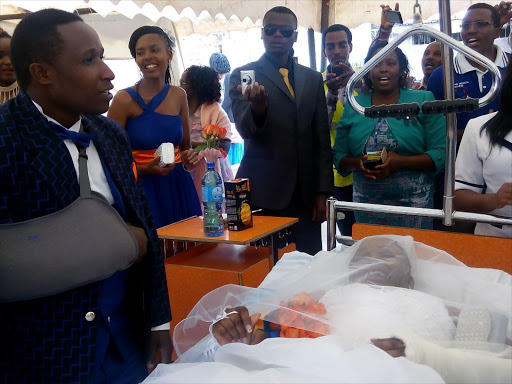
[212,306,260,346]
[371,337,406,357]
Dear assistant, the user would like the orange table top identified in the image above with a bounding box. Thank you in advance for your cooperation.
[157,216,298,245]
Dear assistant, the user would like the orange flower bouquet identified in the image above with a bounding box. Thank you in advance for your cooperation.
[263,292,330,339]
[194,124,228,162]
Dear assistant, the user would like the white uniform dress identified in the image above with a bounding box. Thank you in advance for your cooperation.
[455,112,512,238]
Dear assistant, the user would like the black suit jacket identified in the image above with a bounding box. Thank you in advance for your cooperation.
[229,54,333,211]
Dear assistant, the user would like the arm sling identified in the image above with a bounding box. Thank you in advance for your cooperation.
[0,137,139,303]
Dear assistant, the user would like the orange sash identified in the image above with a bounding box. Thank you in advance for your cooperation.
[132,147,182,165]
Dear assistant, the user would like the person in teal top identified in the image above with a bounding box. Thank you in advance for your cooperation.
[333,41,446,229]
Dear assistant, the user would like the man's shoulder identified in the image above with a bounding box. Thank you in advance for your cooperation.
[83,114,118,128]
[233,60,260,73]
[83,115,127,142]
[0,97,26,140]
[429,66,444,81]
[295,63,322,80]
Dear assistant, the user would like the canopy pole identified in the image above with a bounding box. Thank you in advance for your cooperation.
[308,27,317,70]
[439,0,457,227]
[319,0,331,73]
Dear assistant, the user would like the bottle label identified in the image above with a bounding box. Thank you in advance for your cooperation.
[202,186,223,202]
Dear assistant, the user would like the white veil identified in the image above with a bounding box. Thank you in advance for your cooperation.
[167,236,511,383]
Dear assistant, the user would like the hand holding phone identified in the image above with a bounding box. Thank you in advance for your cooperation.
[326,62,354,94]
[327,64,343,77]
[362,148,388,170]
[384,10,403,24]
[241,70,255,94]
[237,71,267,117]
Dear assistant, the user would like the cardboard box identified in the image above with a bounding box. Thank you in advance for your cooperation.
[224,178,253,231]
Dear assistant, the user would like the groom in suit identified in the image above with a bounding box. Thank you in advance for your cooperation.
[229,6,333,255]
[0,9,171,383]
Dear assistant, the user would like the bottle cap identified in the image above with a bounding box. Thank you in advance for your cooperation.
[206,162,215,168]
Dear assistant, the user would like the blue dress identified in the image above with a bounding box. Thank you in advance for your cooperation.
[124,84,201,229]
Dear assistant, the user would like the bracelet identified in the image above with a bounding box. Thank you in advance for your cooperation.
[182,163,194,173]
[208,306,239,339]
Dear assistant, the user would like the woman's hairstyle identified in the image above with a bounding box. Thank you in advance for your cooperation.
[209,52,231,75]
[363,40,410,91]
[481,59,512,148]
[11,9,82,90]
[0,28,11,39]
[129,26,176,84]
[184,65,221,104]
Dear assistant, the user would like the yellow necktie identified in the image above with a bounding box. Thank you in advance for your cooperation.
[279,68,295,100]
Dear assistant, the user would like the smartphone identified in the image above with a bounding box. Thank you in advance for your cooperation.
[362,158,382,170]
[385,10,403,24]
[327,64,343,77]
[363,148,387,170]
[241,70,255,94]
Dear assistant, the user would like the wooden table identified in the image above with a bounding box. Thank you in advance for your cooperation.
[157,215,298,264]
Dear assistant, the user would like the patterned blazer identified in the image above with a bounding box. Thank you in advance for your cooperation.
[0,92,171,383]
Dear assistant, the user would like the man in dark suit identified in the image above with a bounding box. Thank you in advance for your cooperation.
[229,6,333,255]
[0,9,172,383]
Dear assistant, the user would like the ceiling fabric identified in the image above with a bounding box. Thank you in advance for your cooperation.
[0,1,499,36]
[332,0,497,28]
[0,0,322,36]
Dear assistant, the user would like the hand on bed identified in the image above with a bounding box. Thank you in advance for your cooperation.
[212,306,260,346]
[371,337,406,357]
[147,330,173,374]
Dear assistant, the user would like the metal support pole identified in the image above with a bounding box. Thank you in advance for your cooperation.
[439,0,456,226]
[327,197,337,251]
[308,27,317,70]
[319,0,331,73]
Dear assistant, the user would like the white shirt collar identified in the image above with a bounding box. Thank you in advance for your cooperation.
[31,99,82,133]
[454,45,508,74]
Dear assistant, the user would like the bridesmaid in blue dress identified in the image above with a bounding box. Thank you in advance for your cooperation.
[108,26,201,229]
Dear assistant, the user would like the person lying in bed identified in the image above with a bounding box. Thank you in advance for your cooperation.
[205,236,511,384]
[145,236,510,383]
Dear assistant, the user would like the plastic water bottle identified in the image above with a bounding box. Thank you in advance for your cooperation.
[202,162,224,237]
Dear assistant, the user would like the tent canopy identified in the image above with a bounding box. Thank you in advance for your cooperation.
[0,0,496,36]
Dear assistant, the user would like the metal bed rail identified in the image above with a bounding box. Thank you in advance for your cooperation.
[327,198,512,250]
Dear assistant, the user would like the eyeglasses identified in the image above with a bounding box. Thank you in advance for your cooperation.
[460,21,494,30]
[263,24,296,38]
